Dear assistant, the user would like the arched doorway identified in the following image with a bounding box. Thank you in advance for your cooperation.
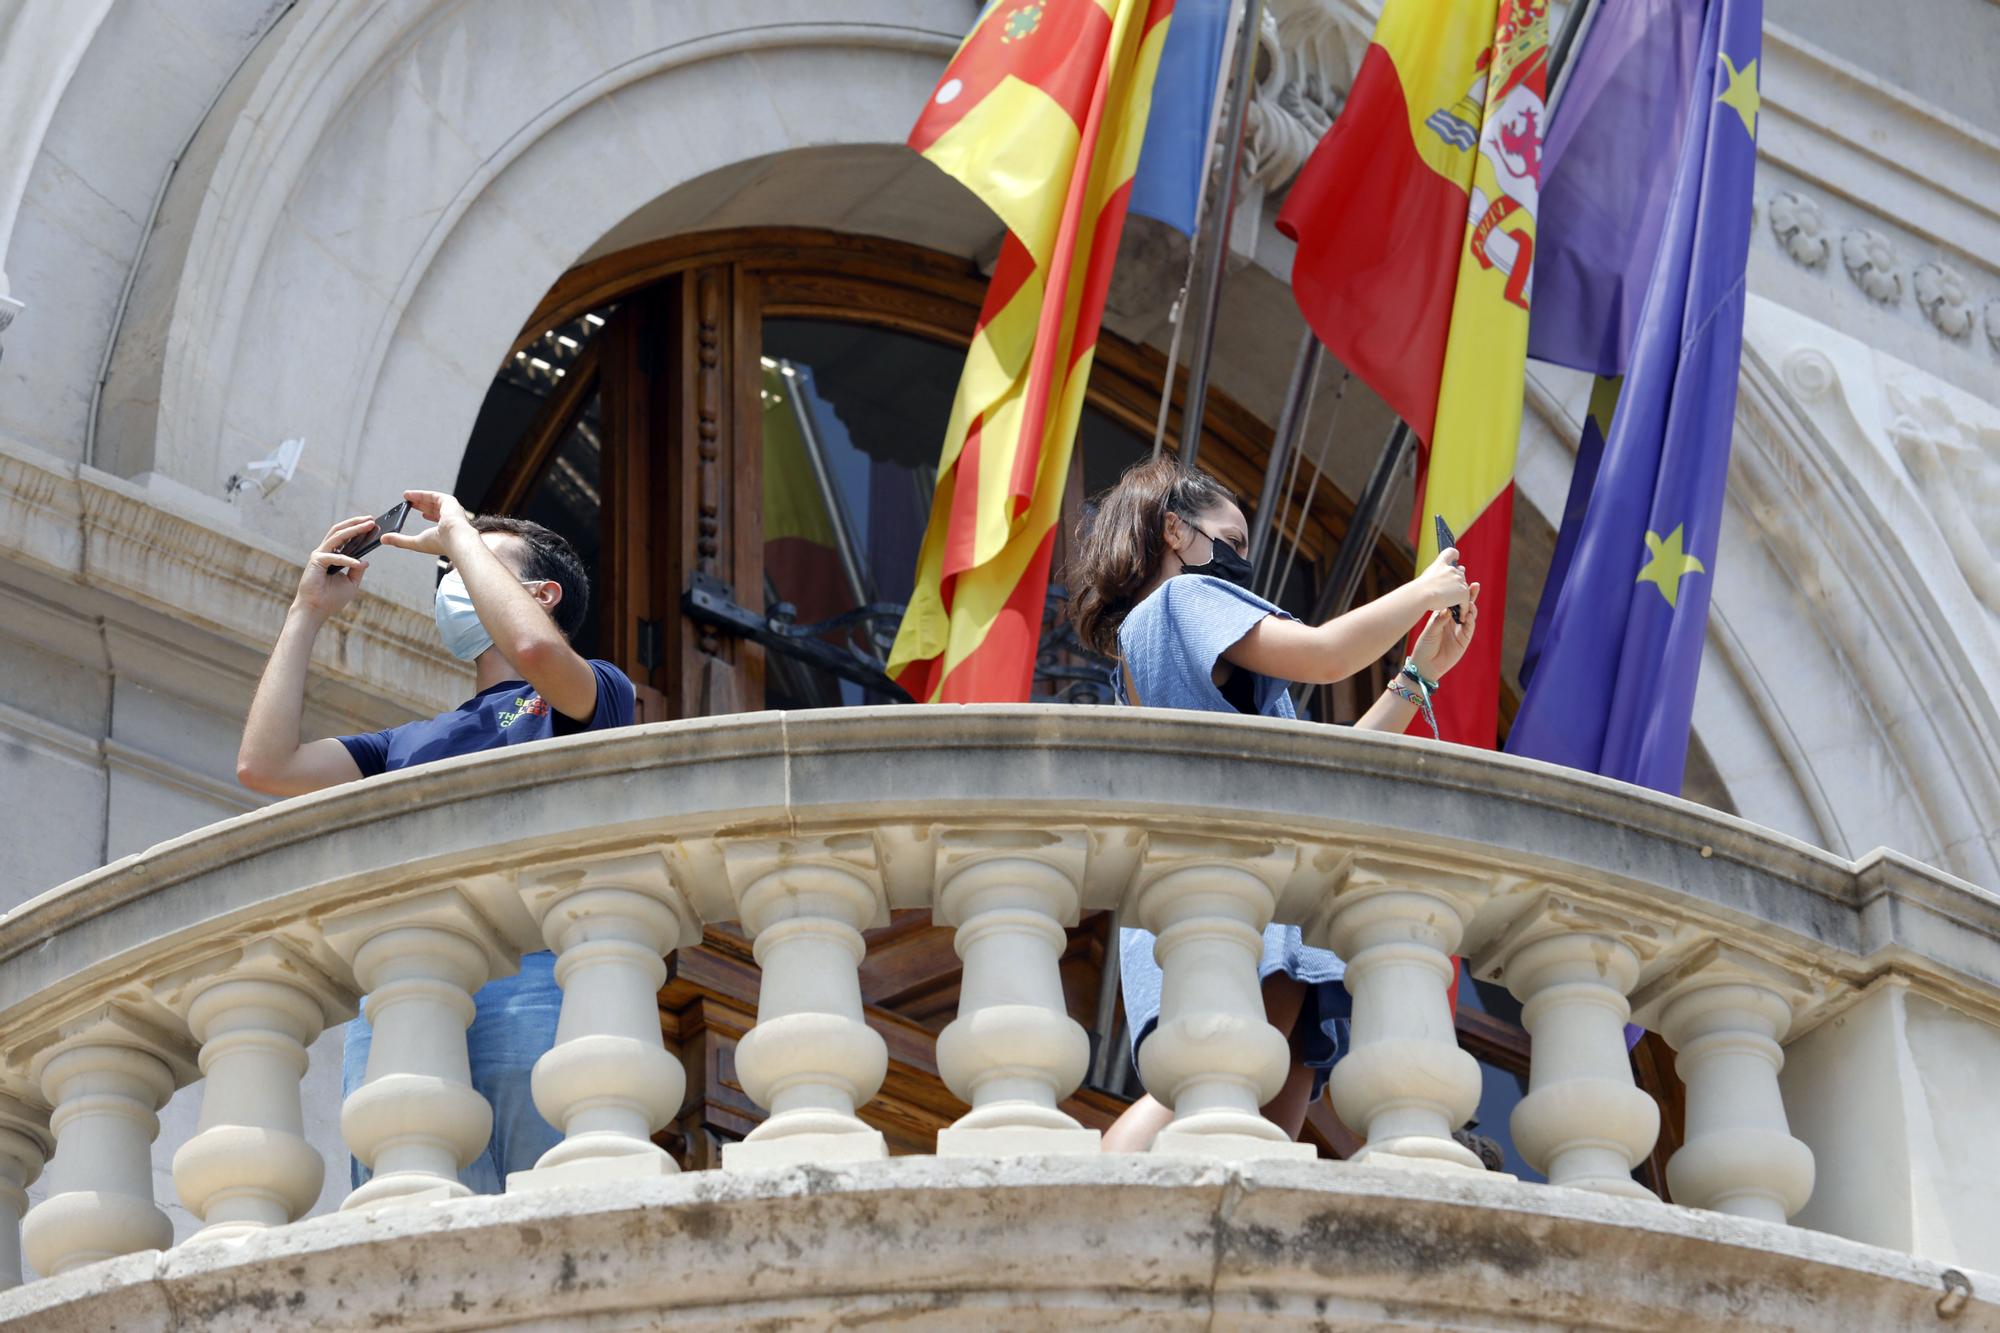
[456,228,1414,725]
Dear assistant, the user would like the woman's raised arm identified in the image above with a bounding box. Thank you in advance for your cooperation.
[1223,549,1470,686]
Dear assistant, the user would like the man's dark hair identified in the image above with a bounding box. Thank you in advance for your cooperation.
[471,515,590,642]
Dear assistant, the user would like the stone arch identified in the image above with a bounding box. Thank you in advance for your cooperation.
[102,0,974,607]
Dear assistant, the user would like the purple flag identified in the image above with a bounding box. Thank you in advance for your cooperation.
[1529,0,1708,375]
[1510,0,1763,790]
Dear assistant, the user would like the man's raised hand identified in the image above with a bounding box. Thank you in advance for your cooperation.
[380,489,472,558]
[294,515,374,619]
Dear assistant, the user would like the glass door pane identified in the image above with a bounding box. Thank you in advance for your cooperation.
[759,318,958,707]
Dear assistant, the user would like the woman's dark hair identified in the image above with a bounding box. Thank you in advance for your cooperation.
[471,514,590,642]
[1067,456,1236,656]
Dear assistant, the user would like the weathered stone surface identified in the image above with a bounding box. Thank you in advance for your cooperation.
[0,1156,1989,1331]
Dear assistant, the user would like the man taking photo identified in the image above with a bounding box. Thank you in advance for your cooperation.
[236,488,636,1192]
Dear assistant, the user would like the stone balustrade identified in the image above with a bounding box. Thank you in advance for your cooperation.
[0,706,1996,1298]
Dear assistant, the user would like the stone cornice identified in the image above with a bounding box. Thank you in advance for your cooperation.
[0,436,467,719]
[1760,24,2000,275]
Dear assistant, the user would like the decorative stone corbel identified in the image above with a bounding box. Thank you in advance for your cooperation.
[1231,0,1359,248]
[1246,2,1346,197]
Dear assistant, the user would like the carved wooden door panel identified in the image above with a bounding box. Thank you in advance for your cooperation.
[584,263,768,721]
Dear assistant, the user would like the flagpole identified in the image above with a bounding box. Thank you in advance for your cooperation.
[1547,0,1601,102]
[1289,418,1416,710]
[1245,331,1320,569]
[1149,0,1248,462]
[1177,0,1266,471]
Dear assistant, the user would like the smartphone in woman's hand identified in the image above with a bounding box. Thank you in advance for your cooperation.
[1433,515,1463,625]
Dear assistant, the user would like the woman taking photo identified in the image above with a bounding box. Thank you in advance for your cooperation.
[1067,456,1479,1151]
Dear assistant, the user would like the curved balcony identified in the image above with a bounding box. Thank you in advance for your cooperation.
[0,707,1992,1328]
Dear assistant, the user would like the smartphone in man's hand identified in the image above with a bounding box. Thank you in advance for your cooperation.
[331,501,412,576]
[1434,514,1463,625]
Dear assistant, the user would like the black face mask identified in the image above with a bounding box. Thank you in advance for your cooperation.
[1179,522,1255,590]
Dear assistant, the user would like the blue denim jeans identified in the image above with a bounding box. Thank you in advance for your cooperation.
[341,949,564,1193]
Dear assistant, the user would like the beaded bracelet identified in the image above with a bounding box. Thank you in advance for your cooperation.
[1391,660,1440,738]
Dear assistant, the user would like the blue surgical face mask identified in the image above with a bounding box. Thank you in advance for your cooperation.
[433,568,556,663]
[434,570,494,662]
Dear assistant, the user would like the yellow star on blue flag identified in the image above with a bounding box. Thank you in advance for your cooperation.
[1636,525,1706,608]
[1717,52,1759,138]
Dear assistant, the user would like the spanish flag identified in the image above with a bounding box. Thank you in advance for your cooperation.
[888,0,1175,702]
[1278,0,1547,748]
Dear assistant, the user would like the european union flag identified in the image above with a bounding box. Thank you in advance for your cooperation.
[1506,0,1763,793]
[1129,0,1232,235]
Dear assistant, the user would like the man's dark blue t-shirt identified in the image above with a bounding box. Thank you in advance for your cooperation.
[337,658,635,775]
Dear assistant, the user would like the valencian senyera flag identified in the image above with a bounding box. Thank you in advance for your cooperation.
[1507,0,1764,792]
[1276,0,1549,749]
[888,0,1176,702]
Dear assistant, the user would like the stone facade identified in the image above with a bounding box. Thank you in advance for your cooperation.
[0,0,1995,1316]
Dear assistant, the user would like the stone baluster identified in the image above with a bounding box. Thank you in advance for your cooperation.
[722,836,889,1171]
[509,851,699,1190]
[0,1095,52,1288]
[20,1009,196,1277]
[325,888,516,1211]
[933,830,1099,1157]
[1133,835,1313,1161]
[1311,857,1488,1172]
[1633,943,1815,1223]
[1474,892,1662,1196]
[162,941,350,1240]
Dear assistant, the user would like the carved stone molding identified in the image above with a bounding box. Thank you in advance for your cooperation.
[1840,228,1905,305]
[1766,191,1830,270]
[1912,263,1975,341]
[1884,380,2000,616]
[1245,3,1350,197]
[1779,347,1839,402]
[0,435,469,718]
